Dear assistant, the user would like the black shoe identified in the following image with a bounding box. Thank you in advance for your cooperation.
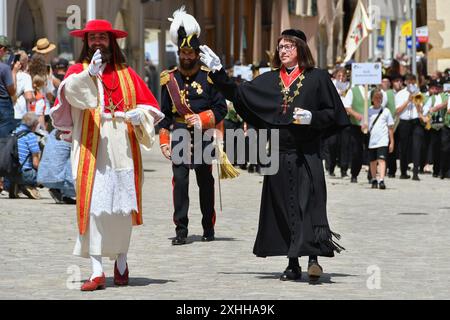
[371,180,378,189]
[341,172,348,178]
[49,189,64,204]
[8,184,19,199]
[388,174,396,178]
[62,197,77,205]
[329,171,336,177]
[308,261,323,282]
[399,175,411,180]
[248,165,256,173]
[280,266,302,281]
[201,235,215,242]
[172,236,187,246]
[351,177,358,183]
[379,181,386,190]
[412,175,420,181]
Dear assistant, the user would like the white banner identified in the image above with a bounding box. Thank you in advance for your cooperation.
[344,0,372,62]
[351,63,382,85]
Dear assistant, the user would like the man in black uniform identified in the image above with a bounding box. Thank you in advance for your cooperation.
[159,8,227,245]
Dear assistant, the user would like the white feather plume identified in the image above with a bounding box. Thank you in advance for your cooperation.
[168,6,201,46]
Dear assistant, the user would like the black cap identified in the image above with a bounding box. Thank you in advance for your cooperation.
[390,73,403,82]
[281,29,307,42]
[178,27,200,50]
[53,58,69,70]
[429,79,442,88]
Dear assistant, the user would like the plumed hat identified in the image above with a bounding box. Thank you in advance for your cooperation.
[169,6,201,50]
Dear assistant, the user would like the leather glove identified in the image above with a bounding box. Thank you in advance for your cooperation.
[199,45,223,73]
[293,108,312,125]
[125,109,143,126]
[88,49,103,76]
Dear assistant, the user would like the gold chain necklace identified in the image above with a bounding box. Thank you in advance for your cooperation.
[279,73,305,114]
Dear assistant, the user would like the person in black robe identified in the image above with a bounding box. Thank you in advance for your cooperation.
[199,29,349,282]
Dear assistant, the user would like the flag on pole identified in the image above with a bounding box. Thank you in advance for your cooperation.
[344,0,372,62]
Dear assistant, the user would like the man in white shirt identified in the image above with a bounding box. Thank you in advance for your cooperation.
[343,84,368,183]
[368,89,394,190]
[383,73,403,177]
[13,51,34,124]
[395,74,426,181]
[325,67,349,177]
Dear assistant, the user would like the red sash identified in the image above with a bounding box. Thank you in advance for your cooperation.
[166,73,194,117]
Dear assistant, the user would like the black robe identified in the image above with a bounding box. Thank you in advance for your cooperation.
[209,68,349,258]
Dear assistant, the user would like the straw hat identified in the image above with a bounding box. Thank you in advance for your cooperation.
[32,38,56,54]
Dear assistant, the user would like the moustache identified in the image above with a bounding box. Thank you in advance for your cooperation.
[88,46,112,62]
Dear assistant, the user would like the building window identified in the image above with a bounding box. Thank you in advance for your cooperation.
[57,17,75,61]
[289,0,317,17]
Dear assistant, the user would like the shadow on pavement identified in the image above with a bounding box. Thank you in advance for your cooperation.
[167,235,240,244]
[219,271,357,285]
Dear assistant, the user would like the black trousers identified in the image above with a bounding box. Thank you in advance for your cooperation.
[441,127,450,178]
[349,125,365,178]
[172,164,216,237]
[387,129,399,176]
[397,119,425,176]
[322,134,339,174]
[430,129,442,175]
[339,126,352,174]
[421,129,432,170]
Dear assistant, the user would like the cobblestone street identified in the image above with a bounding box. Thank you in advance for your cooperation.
[0,146,449,300]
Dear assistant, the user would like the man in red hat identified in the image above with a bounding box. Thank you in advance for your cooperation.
[51,20,164,291]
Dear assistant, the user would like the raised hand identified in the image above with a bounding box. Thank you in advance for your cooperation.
[199,45,223,73]
[88,49,103,76]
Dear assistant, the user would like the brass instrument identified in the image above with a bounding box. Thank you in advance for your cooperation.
[412,93,431,130]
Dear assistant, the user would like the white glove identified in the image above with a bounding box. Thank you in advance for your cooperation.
[293,108,312,125]
[199,45,223,73]
[88,49,103,76]
[125,109,143,126]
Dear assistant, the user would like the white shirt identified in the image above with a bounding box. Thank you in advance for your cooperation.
[381,89,390,108]
[395,88,419,120]
[422,94,442,116]
[13,71,33,119]
[343,85,367,109]
[368,106,394,149]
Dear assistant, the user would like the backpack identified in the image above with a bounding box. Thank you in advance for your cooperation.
[0,131,32,178]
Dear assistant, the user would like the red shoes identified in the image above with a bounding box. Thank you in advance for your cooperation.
[114,262,129,286]
[81,273,106,291]
[80,263,129,291]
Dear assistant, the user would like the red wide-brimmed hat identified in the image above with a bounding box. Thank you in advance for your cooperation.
[70,20,128,39]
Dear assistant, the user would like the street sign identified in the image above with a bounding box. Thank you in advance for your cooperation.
[401,20,412,37]
[351,63,382,85]
[377,36,385,49]
[406,36,420,49]
[416,26,429,43]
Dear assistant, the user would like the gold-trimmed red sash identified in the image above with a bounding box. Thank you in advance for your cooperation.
[117,65,143,226]
[76,63,101,235]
